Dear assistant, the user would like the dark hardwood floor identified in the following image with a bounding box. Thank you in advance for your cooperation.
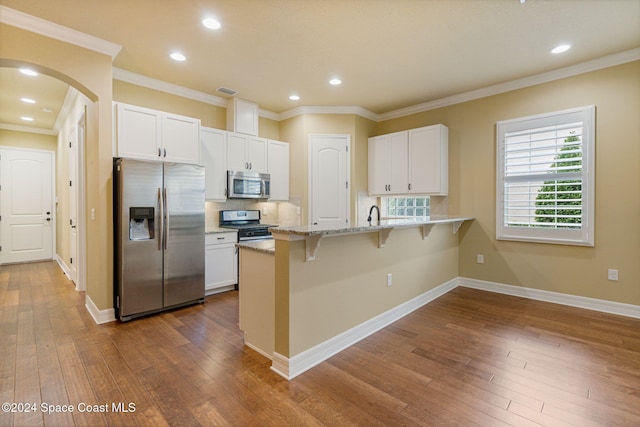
[1,261,639,426]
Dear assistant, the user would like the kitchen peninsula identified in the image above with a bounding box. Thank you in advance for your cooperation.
[237,216,472,380]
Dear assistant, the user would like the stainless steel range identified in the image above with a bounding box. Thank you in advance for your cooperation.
[219,210,277,241]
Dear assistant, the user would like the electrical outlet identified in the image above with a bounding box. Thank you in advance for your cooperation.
[607,269,619,281]
[477,254,484,264]
[387,273,393,287]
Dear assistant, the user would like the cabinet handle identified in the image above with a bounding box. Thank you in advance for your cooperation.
[158,148,162,157]
[408,183,412,191]
[163,148,167,157]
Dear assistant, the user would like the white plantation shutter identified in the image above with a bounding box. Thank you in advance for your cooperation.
[496,106,595,246]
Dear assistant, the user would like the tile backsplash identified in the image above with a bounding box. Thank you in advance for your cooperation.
[206,198,302,229]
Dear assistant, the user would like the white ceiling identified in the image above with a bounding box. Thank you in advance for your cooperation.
[1,0,639,131]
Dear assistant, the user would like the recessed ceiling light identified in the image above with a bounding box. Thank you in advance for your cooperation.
[21,97,36,104]
[202,17,221,30]
[170,52,186,61]
[19,68,38,77]
[21,116,34,122]
[289,94,300,101]
[42,108,53,113]
[329,78,342,86]
[551,44,571,54]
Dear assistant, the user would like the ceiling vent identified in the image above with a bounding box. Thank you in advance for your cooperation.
[216,87,238,96]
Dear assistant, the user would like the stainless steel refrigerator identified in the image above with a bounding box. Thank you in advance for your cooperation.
[114,158,205,321]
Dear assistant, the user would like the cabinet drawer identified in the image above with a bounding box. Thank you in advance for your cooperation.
[206,232,238,245]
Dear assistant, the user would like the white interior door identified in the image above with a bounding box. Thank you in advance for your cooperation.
[309,134,350,227]
[0,147,55,264]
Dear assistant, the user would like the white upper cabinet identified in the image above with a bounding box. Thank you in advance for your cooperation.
[368,124,448,196]
[368,131,409,195]
[162,112,201,164]
[408,124,448,195]
[114,102,201,164]
[115,103,162,162]
[201,127,227,201]
[267,140,289,201]
[226,132,267,173]
[227,98,259,136]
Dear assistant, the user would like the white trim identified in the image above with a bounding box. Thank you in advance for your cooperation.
[272,278,458,380]
[245,342,273,361]
[278,105,378,122]
[114,49,639,123]
[0,5,122,60]
[85,294,116,324]
[458,277,640,320]
[113,68,228,108]
[269,276,640,381]
[0,123,57,136]
[270,352,291,379]
[55,254,71,280]
[3,4,637,122]
[378,48,640,121]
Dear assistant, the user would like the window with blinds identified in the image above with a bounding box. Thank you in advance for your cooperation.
[496,106,595,246]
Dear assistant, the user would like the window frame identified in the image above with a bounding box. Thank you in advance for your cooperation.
[496,105,595,246]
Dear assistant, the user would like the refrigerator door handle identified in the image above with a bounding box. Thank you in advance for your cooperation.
[158,187,164,251]
[163,187,169,250]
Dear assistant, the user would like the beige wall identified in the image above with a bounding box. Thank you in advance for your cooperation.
[378,61,640,306]
[275,225,459,357]
[1,23,113,311]
[0,129,57,151]
[279,113,376,225]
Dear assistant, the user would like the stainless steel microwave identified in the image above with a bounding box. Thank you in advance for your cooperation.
[227,170,270,199]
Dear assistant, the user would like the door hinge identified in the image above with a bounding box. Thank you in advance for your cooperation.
[346,181,348,189]
[70,219,72,226]
[346,145,349,152]
[70,257,73,264]
[69,180,72,187]
[69,141,72,148]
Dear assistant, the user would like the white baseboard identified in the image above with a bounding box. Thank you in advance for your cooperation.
[272,278,459,380]
[458,277,640,320]
[55,255,71,280]
[85,294,116,324]
[270,352,290,379]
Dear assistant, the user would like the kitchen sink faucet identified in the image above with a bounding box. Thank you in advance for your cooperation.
[367,205,380,225]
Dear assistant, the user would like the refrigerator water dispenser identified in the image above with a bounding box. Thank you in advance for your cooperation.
[129,207,154,240]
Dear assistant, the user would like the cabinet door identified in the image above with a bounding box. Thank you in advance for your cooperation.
[205,244,237,291]
[408,125,448,195]
[368,135,391,195]
[368,132,408,195]
[162,113,201,164]
[389,131,409,194]
[115,103,162,161]
[268,140,289,201]
[201,127,227,200]
[247,136,268,173]
[226,132,248,171]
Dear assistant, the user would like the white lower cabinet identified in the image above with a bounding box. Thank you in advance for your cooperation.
[205,232,238,295]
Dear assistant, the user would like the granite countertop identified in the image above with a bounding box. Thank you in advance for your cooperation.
[206,227,233,234]
[236,240,275,255]
[269,215,473,237]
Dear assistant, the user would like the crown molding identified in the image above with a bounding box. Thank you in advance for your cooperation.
[276,105,379,122]
[0,5,122,60]
[0,123,57,136]
[378,48,640,121]
[116,49,639,124]
[112,68,228,108]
